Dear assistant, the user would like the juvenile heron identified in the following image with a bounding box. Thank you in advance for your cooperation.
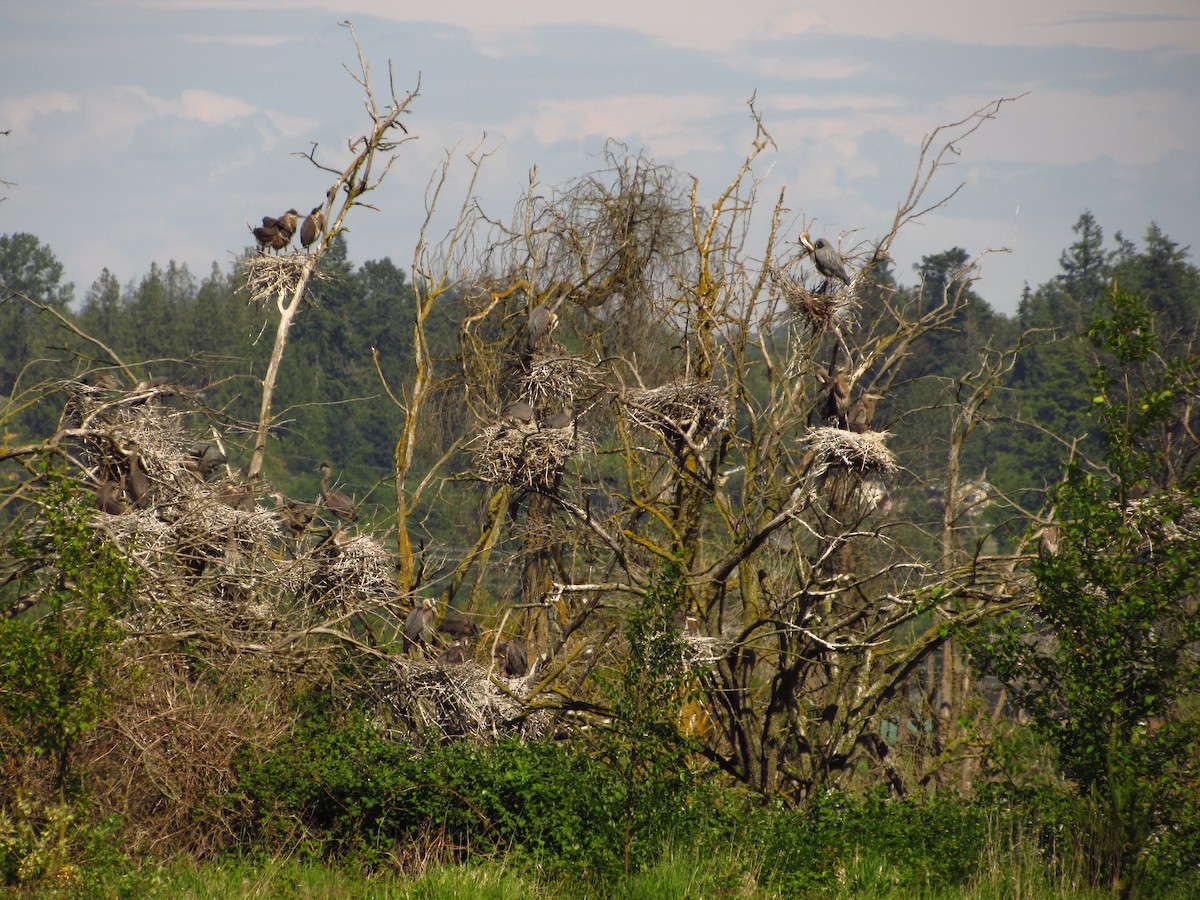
[527,304,559,353]
[276,209,300,244]
[126,445,150,508]
[252,217,287,253]
[440,612,481,641]
[404,598,437,655]
[96,476,127,515]
[273,492,318,536]
[186,442,227,476]
[847,393,882,433]
[300,206,325,250]
[798,231,851,290]
[539,408,574,431]
[815,365,850,426]
[318,462,357,522]
[495,637,529,677]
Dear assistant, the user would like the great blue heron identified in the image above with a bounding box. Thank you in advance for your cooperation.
[847,393,882,433]
[252,217,286,253]
[300,206,325,250]
[273,492,318,536]
[318,462,357,522]
[527,304,559,353]
[503,400,535,426]
[126,445,150,508]
[798,231,851,290]
[440,612,481,641]
[186,442,227,477]
[96,475,126,515]
[436,639,470,666]
[404,598,437,655]
[815,365,850,427]
[276,209,300,244]
[217,479,255,511]
[539,408,574,431]
[494,637,529,677]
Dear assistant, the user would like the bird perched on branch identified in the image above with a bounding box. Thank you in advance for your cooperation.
[815,365,850,427]
[318,462,357,522]
[300,206,325,250]
[798,231,851,291]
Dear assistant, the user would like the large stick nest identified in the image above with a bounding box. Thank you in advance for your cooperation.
[472,422,589,490]
[241,253,322,306]
[772,266,859,336]
[370,658,549,743]
[523,352,605,410]
[622,380,734,448]
[806,426,898,479]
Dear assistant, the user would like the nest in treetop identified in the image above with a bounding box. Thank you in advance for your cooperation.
[523,351,603,410]
[241,253,323,306]
[806,426,898,479]
[622,380,734,448]
[772,266,859,335]
[472,421,589,490]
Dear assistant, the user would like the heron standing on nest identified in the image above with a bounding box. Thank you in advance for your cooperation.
[798,231,851,292]
[318,462,357,522]
[847,393,882,433]
[404,598,437,655]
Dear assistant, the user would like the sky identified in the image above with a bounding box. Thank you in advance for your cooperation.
[2,1,1198,315]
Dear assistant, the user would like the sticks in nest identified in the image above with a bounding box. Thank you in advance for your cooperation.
[622,380,733,448]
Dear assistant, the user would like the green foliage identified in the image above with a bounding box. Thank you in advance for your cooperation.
[0,463,137,788]
[233,701,631,877]
[979,286,1200,893]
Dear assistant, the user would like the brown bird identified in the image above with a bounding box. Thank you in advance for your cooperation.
[251,218,286,254]
[273,492,318,536]
[186,441,227,477]
[404,598,437,655]
[217,479,255,511]
[275,209,300,244]
[846,393,882,433]
[95,475,127,515]
[436,639,471,666]
[318,462,357,522]
[494,637,529,677]
[439,611,481,641]
[300,206,325,250]
[126,445,150,508]
[815,366,850,426]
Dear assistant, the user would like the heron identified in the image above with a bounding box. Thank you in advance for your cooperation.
[494,637,529,677]
[440,611,481,641]
[318,462,357,522]
[126,445,150,508]
[815,365,850,427]
[252,218,286,254]
[798,231,851,290]
[436,639,470,666]
[217,479,255,511]
[186,442,227,477]
[527,304,559,353]
[404,598,437,655]
[847,393,882,434]
[273,492,318,536]
[95,475,126,515]
[300,206,325,250]
[539,408,574,431]
[276,209,300,244]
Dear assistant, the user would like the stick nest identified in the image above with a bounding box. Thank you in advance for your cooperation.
[622,380,734,447]
[772,267,859,335]
[241,253,321,306]
[472,423,589,490]
[523,352,604,410]
[806,427,898,479]
[370,658,549,743]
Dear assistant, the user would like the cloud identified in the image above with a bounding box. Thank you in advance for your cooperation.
[178,89,256,127]
[0,90,80,132]
[184,33,303,48]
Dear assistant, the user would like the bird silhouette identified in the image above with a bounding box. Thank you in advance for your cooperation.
[300,206,325,250]
[527,304,559,353]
